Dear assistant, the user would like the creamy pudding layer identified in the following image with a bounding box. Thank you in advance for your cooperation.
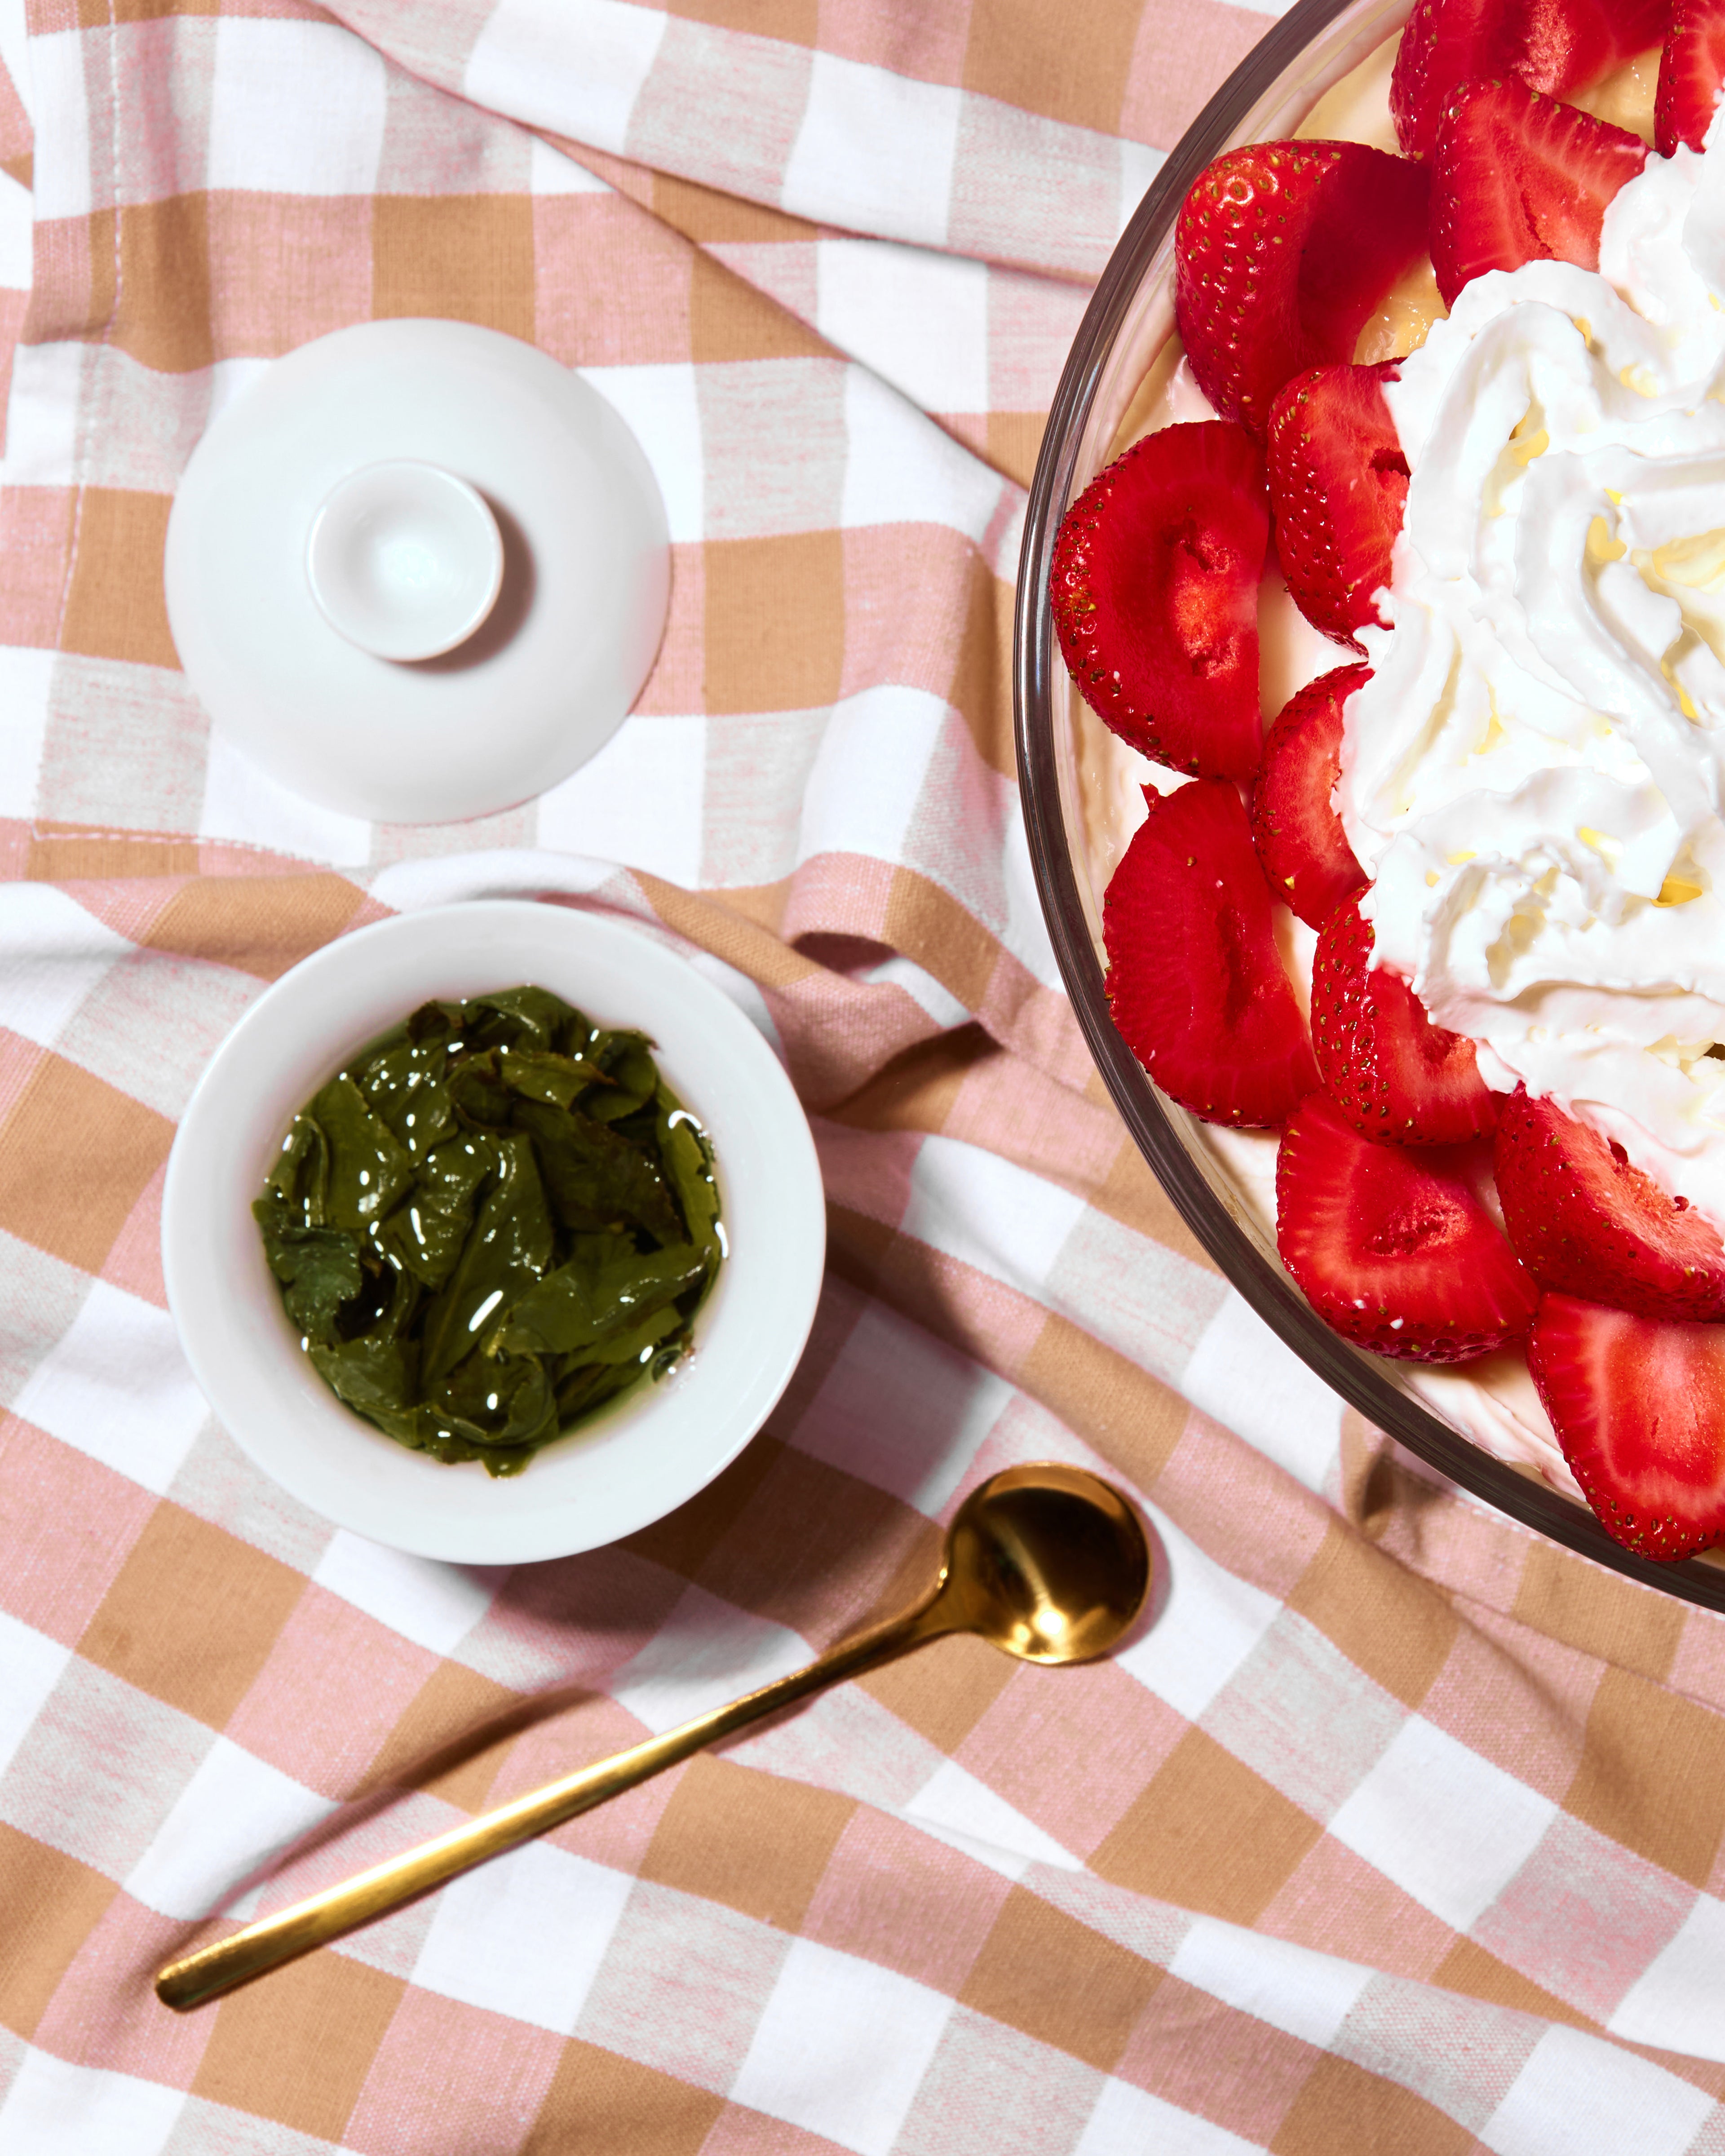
[1345,125,1725,1236]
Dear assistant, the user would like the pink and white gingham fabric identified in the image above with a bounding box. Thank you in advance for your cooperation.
[6,3,1725,2152]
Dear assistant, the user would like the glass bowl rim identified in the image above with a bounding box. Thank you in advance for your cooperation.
[1011,0,1725,1607]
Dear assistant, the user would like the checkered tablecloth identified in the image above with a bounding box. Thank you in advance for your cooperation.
[4,1,1725,2150]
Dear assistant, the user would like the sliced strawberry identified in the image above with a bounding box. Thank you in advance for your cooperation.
[1267,363,1408,648]
[1393,0,1520,156]
[1513,0,1671,94]
[1277,1091,1538,1361]
[1052,422,1269,780]
[1535,0,1672,87]
[1174,141,1430,440]
[1431,77,1649,309]
[1658,0,1725,157]
[1393,0,1670,159]
[1104,779,1318,1127]
[1495,1088,1725,1319]
[1311,897,1495,1144]
[1251,666,1371,930]
[1527,1294,1725,1559]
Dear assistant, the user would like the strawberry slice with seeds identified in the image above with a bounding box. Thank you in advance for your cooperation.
[1311,896,1495,1144]
[1527,1294,1725,1559]
[1393,0,1521,157]
[1277,1091,1538,1361]
[1052,421,1269,779]
[1431,77,1649,309]
[1267,362,1408,648]
[1658,0,1725,157]
[1251,666,1371,930]
[1495,1088,1725,1319]
[1104,778,1318,1127]
[1517,0,1672,90]
[1393,0,1669,159]
[1174,141,1430,440]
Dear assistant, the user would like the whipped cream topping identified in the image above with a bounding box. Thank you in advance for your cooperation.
[1342,122,1725,1233]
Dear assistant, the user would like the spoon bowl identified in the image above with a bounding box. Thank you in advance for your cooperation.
[939,1461,1150,1665]
[158,1461,1150,2010]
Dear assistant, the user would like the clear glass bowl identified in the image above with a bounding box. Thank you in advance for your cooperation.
[1013,0,1725,1607]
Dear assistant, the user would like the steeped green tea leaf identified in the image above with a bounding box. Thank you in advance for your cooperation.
[418,1133,555,1385]
[262,1117,330,1225]
[310,1330,420,1420]
[513,1098,686,1244]
[464,985,575,1053]
[659,1088,721,1250]
[499,1047,609,1109]
[500,1238,711,1358]
[256,1211,364,1344]
[308,1072,417,1230]
[585,1031,659,1122]
[376,1136,490,1288]
[431,1342,558,1448]
[355,1036,456,1160]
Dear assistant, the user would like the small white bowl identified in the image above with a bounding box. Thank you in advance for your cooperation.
[162,902,826,1564]
[305,460,504,662]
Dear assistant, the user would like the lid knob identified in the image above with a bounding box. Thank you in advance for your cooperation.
[305,460,504,662]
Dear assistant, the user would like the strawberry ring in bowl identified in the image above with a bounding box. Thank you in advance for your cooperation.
[1016,0,1725,1604]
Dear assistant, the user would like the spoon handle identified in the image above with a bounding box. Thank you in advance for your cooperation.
[155,1587,953,2011]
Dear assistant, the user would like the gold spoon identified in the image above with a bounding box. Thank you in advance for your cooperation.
[156,1461,1150,2011]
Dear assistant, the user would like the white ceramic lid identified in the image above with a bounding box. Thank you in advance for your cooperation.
[164,320,671,825]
